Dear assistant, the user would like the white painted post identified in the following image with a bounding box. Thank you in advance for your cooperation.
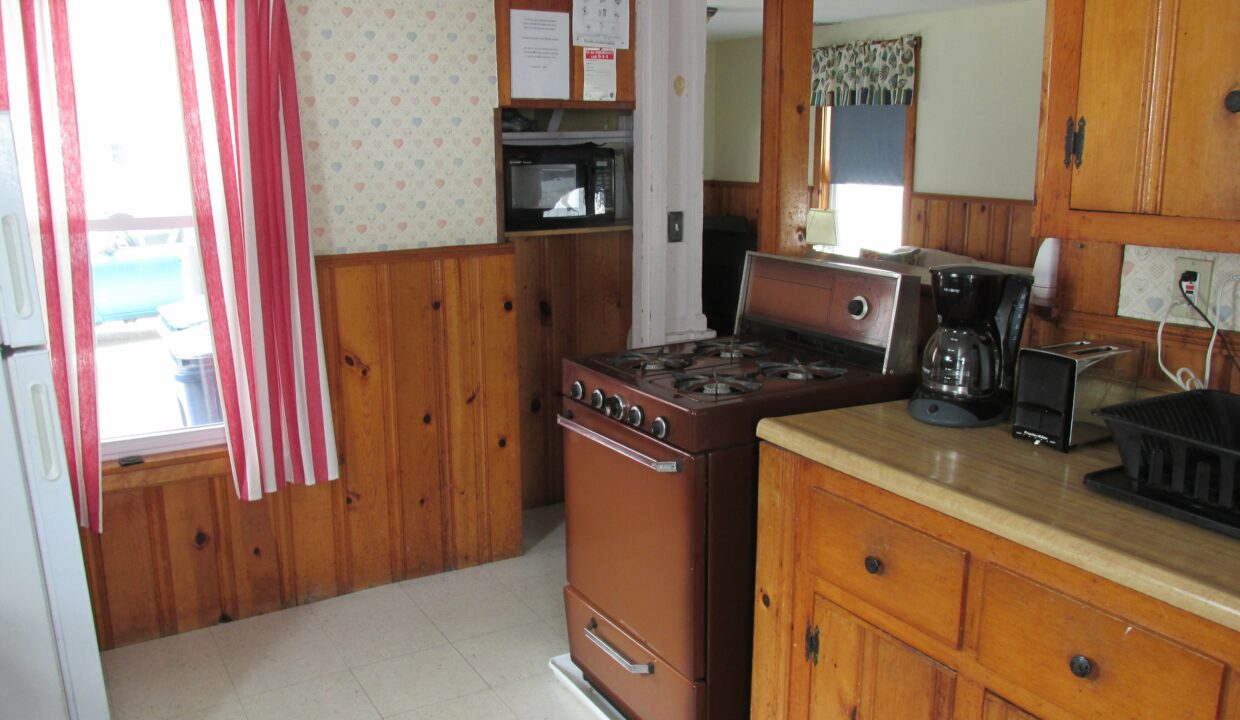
[632,0,713,348]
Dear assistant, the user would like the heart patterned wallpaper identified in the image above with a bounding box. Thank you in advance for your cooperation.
[288,0,499,255]
[1119,246,1240,331]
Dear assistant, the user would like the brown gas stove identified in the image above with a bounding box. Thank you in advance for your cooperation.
[559,253,921,720]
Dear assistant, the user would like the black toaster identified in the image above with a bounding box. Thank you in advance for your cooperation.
[1011,341,1137,451]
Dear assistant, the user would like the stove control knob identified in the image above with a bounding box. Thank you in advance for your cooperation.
[569,381,585,400]
[626,405,644,427]
[848,296,869,320]
[651,417,669,439]
[604,394,627,419]
[589,389,605,409]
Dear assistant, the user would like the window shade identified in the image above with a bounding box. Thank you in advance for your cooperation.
[828,105,907,186]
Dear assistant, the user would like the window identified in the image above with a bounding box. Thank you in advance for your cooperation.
[68,0,223,457]
[812,104,912,253]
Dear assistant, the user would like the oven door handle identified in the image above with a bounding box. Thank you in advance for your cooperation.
[557,414,682,473]
[585,620,655,675]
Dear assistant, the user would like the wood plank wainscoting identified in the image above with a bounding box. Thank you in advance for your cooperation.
[512,229,633,507]
[79,244,523,650]
[904,193,1039,268]
[704,180,762,226]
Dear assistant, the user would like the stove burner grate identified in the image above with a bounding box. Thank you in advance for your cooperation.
[607,349,695,372]
[673,371,763,397]
[757,359,848,382]
[695,339,770,359]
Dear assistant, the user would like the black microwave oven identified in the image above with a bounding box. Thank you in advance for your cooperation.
[503,144,617,231]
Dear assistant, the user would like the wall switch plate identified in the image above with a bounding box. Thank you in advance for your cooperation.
[1171,257,1214,322]
[668,211,684,243]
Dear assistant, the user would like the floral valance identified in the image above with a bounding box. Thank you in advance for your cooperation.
[810,35,919,107]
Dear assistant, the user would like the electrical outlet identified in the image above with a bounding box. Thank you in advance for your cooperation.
[1170,257,1213,323]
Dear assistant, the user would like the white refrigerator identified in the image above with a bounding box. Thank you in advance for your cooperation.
[0,112,109,719]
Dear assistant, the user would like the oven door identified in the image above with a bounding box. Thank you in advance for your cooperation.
[559,407,706,680]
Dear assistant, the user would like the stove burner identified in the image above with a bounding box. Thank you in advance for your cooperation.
[695,339,770,359]
[673,371,763,397]
[608,349,695,372]
[757,359,848,382]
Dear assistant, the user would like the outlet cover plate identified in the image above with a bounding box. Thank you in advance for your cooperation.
[1170,257,1214,322]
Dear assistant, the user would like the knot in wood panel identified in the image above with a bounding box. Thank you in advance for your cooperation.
[342,351,371,378]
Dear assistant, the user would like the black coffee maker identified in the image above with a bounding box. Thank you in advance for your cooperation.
[908,266,1033,427]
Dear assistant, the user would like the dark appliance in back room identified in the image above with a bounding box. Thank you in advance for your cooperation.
[555,252,922,719]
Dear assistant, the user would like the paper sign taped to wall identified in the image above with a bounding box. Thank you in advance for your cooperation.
[572,0,629,49]
[511,10,570,99]
[582,48,617,102]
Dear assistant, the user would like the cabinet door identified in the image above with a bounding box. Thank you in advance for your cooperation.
[807,595,956,720]
[1159,0,1240,221]
[1068,0,1161,214]
[981,693,1040,720]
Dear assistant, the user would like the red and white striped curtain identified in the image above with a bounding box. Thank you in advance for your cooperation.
[2,0,336,529]
[1,0,102,530]
[168,0,338,500]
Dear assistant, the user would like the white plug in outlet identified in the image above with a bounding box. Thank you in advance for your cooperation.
[1170,257,1214,323]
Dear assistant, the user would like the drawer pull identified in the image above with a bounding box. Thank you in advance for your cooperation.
[864,555,885,575]
[1069,654,1095,679]
[585,620,654,676]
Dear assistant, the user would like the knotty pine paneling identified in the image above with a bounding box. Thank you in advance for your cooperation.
[82,244,522,650]
[905,193,1038,268]
[515,231,632,507]
[704,181,763,225]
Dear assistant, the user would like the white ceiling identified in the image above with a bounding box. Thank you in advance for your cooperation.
[706,0,1016,40]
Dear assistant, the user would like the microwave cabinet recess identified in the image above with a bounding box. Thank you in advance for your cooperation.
[750,443,1240,720]
[1033,0,1239,250]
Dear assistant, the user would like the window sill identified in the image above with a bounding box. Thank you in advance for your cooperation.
[102,444,231,494]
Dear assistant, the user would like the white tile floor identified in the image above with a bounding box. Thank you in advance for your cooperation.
[103,504,594,720]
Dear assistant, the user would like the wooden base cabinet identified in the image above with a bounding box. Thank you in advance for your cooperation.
[1033,0,1240,250]
[806,596,956,720]
[751,443,1240,720]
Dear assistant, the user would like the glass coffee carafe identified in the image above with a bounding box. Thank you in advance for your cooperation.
[909,266,1032,427]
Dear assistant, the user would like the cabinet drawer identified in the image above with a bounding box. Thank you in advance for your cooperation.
[805,488,968,647]
[565,586,704,720]
[976,566,1225,720]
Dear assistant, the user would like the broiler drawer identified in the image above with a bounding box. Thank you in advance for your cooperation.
[805,487,968,647]
[565,586,704,720]
[976,566,1225,720]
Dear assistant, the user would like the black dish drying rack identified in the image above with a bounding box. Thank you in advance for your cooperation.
[1084,390,1240,539]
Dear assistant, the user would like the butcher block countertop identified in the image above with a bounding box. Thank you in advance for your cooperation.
[756,400,1240,634]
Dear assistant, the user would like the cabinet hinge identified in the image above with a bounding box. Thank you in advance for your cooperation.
[804,622,820,665]
[1064,115,1086,169]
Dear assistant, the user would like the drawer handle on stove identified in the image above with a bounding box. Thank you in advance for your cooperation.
[557,414,682,473]
[585,620,655,675]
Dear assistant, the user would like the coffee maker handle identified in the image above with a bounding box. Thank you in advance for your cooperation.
[996,274,1034,393]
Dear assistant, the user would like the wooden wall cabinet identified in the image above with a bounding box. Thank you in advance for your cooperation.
[1034,0,1239,250]
[752,444,1240,720]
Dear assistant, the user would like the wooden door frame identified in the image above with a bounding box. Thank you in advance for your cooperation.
[758,0,815,256]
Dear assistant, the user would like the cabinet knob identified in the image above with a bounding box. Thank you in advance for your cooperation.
[1069,654,1094,679]
[864,556,884,575]
[1226,90,1240,114]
